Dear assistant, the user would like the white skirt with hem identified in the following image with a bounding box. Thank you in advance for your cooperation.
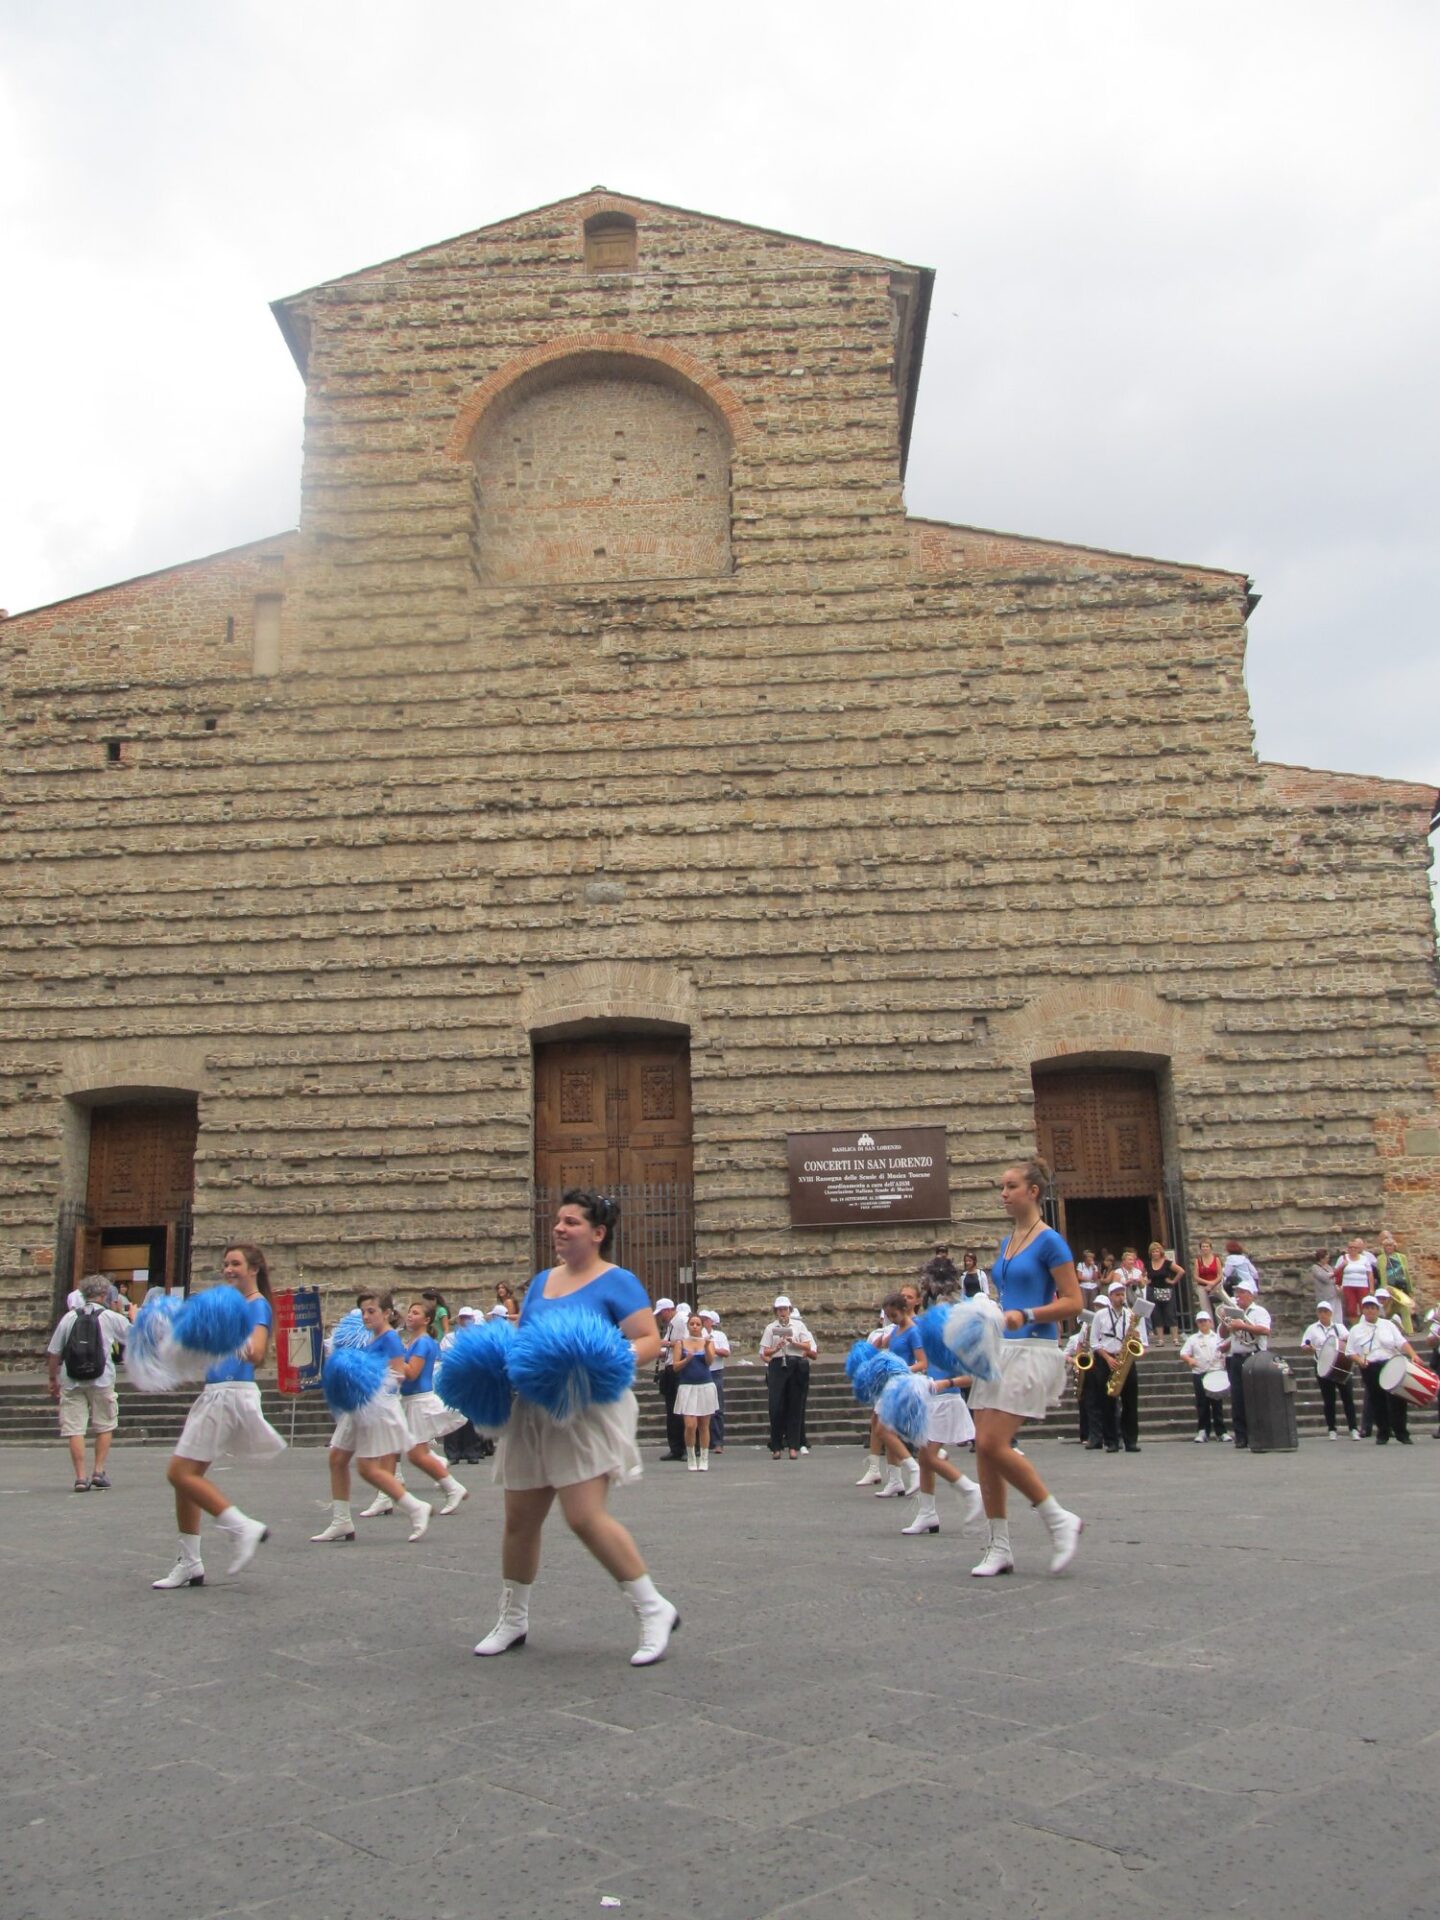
[494,1390,642,1492]
[402,1390,466,1445]
[965,1342,1066,1421]
[328,1393,412,1458]
[675,1382,719,1417]
[174,1382,287,1463]
[926,1390,976,1446]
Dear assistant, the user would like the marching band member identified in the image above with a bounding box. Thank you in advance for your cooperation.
[1083,1275,1144,1453]
[1300,1300,1359,1441]
[968,1157,1083,1579]
[1178,1309,1227,1442]
[759,1296,818,1462]
[1062,1325,1090,1445]
[1220,1276,1270,1450]
[1345,1294,1419,1446]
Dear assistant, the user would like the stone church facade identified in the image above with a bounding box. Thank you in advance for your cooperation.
[3,188,1437,1350]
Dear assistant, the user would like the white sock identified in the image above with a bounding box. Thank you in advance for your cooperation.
[215,1504,251,1536]
[333,1500,353,1525]
[439,1475,462,1495]
[988,1519,1012,1552]
[398,1492,426,1519]
[178,1531,202,1564]
[621,1573,662,1612]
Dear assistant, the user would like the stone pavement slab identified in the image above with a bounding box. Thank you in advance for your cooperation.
[0,1434,1435,1920]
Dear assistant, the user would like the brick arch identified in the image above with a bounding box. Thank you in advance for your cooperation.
[444,333,751,460]
[1000,980,1207,1072]
[518,959,701,1043]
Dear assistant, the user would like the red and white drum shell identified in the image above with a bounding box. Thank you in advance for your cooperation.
[1315,1341,1354,1386]
[1378,1355,1440,1408]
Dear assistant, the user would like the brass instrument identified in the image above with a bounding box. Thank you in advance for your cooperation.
[1106,1307,1145,1398]
[1072,1321,1095,1389]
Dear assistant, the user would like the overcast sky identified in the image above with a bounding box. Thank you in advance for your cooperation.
[2,2,1436,825]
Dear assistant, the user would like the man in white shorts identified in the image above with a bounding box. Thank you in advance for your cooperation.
[46,1277,132,1492]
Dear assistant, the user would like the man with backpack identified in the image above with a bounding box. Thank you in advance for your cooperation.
[46,1276,132,1492]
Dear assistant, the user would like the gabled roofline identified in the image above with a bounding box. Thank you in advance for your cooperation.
[2,531,297,623]
[906,515,1250,585]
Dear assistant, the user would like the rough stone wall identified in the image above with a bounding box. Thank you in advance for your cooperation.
[1,192,1436,1358]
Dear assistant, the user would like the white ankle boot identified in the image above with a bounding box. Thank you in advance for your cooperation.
[623,1575,679,1667]
[900,1458,920,1496]
[153,1536,204,1589]
[474,1582,531,1656]
[1040,1502,1083,1574]
[311,1504,355,1543]
[874,1468,905,1498]
[216,1508,268,1575]
[900,1498,940,1535]
[855,1456,883,1486]
[686,1447,699,1472]
[971,1522,1014,1577]
[439,1478,468,1516]
[955,1477,986,1532]
[698,1449,709,1472]
[359,1491,394,1518]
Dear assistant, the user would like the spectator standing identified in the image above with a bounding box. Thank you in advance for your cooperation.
[1335,1238,1378,1324]
[46,1277,132,1492]
[1309,1248,1341,1315]
[919,1243,960,1308]
[1376,1232,1415,1332]
[697,1308,729,1451]
[1143,1242,1185,1347]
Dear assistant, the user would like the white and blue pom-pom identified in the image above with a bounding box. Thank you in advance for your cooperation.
[943,1297,1005,1383]
[845,1338,876,1388]
[173,1285,254,1359]
[508,1309,635,1424]
[321,1346,391,1417]
[329,1307,369,1352]
[436,1321,514,1433]
[918,1304,965,1378]
[125,1294,186,1392]
[852,1346,907,1407]
[876,1370,932,1449]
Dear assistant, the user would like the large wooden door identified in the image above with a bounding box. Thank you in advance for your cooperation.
[534,1035,692,1191]
[80,1101,198,1292]
[1032,1067,1167,1250]
[533,1036,693,1299]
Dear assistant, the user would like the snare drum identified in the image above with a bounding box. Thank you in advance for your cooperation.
[1378,1356,1440,1408]
[1201,1368,1230,1399]
[1315,1341,1354,1386]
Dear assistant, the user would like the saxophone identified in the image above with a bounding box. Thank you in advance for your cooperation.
[1072,1318,1095,1389]
[1106,1306,1145,1398]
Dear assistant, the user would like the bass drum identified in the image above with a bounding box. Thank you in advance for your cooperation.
[1378,1356,1439,1408]
[1201,1368,1230,1399]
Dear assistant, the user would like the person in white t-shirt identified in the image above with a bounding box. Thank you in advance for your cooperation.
[46,1277,133,1492]
[1346,1295,1419,1446]
[1335,1238,1378,1324]
[1219,1277,1271,1449]
[1300,1301,1359,1441]
[1178,1311,1227,1442]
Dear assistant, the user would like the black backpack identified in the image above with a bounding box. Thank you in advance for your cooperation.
[62,1307,107,1382]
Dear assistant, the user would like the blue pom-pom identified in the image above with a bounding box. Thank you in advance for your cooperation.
[173,1285,254,1358]
[322,1345,391,1416]
[943,1299,1004,1383]
[329,1308,369,1351]
[845,1338,877,1385]
[126,1295,185,1392]
[917,1304,965,1378]
[508,1309,635,1423]
[436,1322,514,1432]
[876,1370,932,1449]
[852,1345,906,1407]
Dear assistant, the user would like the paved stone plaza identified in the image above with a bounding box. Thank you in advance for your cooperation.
[2,1434,1435,1920]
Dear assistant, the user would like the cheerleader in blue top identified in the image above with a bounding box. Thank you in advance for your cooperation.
[313,1291,436,1545]
[967,1158,1084,1580]
[152,1243,283,1590]
[356,1299,469,1519]
[474,1189,679,1668]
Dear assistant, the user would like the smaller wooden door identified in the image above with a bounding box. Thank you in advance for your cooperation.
[534,1036,692,1193]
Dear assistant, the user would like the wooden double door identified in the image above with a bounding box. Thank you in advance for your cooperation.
[79,1100,198,1298]
[534,1035,692,1192]
[1032,1067,1167,1252]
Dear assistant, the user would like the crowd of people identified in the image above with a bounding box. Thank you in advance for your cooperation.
[39,1175,1433,1669]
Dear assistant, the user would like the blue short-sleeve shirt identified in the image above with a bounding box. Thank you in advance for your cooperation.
[206,1294,273,1384]
[991,1227,1073,1341]
[517,1266,650,1330]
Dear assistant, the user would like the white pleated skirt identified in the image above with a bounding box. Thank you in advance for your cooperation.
[174,1382,287,1464]
[328,1392,413,1458]
[675,1382,719,1417]
[403,1389,466,1445]
[966,1342,1067,1421]
[926,1390,976,1446]
[495,1390,642,1492]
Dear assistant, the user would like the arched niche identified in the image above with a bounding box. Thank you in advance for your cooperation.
[462,347,735,588]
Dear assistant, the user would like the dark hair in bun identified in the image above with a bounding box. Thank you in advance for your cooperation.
[561,1187,621,1256]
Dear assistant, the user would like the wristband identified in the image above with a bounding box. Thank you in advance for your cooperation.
[1021,1307,1037,1327]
